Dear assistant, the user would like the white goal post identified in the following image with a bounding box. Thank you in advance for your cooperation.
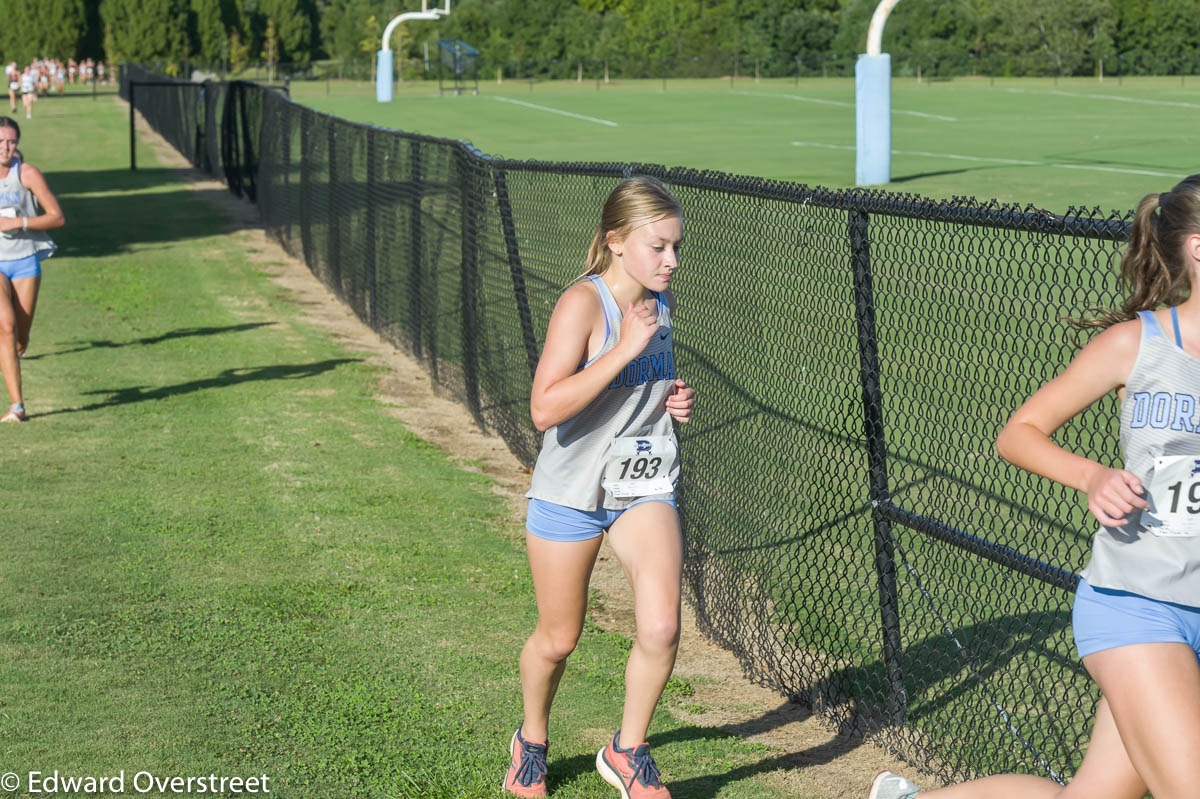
[856,0,899,184]
[377,0,451,102]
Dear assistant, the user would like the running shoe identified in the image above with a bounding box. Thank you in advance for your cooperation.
[868,770,921,799]
[1,405,27,422]
[503,724,548,797]
[595,730,670,798]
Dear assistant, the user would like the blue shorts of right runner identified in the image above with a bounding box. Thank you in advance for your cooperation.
[0,253,42,281]
[526,497,676,543]
[1073,578,1200,661]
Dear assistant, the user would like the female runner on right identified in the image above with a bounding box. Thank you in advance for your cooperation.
[870,176,1200,799]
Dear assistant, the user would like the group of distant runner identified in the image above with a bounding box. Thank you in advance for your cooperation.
[5,58,111,119]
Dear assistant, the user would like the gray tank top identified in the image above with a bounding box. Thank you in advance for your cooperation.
[526,275,680,511]
[0,157,55,261]
[1080,309,1200,606]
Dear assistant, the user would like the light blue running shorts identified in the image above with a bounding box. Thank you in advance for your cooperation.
[526,497,676,542]
[1073,578,1200,661]
[0,252,42,281]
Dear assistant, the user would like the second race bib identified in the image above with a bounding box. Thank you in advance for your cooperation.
[1145,455,1200,537]
[601,435,676,499]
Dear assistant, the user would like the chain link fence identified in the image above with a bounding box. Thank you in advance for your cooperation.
[121,63,1137,787]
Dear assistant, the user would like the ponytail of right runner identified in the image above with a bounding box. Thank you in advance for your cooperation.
[581,176,681,280]
[1075,174,1200,330]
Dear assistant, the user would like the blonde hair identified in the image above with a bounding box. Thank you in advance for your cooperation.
[1075,174,1199,330]
[582,176,682,278]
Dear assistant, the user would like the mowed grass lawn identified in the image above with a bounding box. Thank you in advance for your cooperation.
[0,96,817,797]
[292,75,1200,213]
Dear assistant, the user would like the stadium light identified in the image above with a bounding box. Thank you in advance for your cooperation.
[377,0,451,102]
[856,0,900,185]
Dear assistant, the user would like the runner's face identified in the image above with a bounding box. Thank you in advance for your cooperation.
[612,214,682,292]
[0,128,17,167]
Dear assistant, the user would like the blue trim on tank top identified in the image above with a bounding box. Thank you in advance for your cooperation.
[582,275,613,368]
[1171,305,1183,348]
[1138,309,1165,338]
[581,278,664,369]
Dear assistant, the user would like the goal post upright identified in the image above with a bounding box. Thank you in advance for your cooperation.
[856,0,899,185]
[377,0,450,102]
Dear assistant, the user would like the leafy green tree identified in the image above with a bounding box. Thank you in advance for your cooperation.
[778,7,838,55]
[989,0,1114,75]
[103,22,119,63]
[228,25,251,72]
[100,0,190,63]
[0,0,87,64]
[360,14,380,59]
[192,0,243,65]
[258,0,314,63]
[1112,0,1199,72]
[261,17,279,75]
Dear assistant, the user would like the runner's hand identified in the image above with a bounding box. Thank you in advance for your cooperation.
[665,379,694,424]
[1085,466,1148,527]
[619,300,658,357]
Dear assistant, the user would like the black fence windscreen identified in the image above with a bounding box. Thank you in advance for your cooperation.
[121,63,1135,787]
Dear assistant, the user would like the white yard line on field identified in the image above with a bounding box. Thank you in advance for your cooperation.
[790,141,1185,178]
[1004,87,1200,110]
[491,96,618,127]
[737,91,957,121]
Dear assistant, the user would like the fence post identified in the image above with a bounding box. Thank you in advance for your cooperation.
[848,208,907,727]
[408,141,425,360]
[300,115,313,267]
[238,83,257,203]
[129,81,137,171]
[279,100,291,242]
[328,121,341,293]
[493,168,540,381]
[457,148,483,422]
[366,131,378,330]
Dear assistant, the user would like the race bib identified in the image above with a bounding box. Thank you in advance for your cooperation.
[1145,455,1200,537]
[601,435,676,499]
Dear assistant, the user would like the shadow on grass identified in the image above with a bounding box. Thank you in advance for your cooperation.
[26,322,276,361]
[546,607,1078,798]
[38,358,362,417]
[42,168,258,258]
[52,167,202,196]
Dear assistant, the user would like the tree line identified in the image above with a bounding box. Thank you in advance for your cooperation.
[2,0,1199,79]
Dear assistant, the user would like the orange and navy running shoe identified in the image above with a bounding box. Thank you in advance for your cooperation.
[595,730,670,798]
[503,724,548,797]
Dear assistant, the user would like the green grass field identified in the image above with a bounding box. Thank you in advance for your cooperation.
[0,94,842,798]
[290,75,1199,214]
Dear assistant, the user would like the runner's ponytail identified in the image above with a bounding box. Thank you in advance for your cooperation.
[1073,176,1198,330]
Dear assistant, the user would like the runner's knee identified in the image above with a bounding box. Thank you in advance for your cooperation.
[635,614,679,654]
[532,627,582,664]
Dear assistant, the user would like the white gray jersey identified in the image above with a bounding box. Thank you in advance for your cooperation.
[1080,309,1200,606]
[0,157,55,261]
[526,275,680,511]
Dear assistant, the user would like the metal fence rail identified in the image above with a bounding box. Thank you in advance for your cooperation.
[121,63,1134,786]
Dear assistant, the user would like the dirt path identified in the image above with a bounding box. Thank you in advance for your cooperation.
[125,99,923,798]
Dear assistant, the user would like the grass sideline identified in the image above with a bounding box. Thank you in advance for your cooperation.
[290,75,1197,213]
[0,91,857,798]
